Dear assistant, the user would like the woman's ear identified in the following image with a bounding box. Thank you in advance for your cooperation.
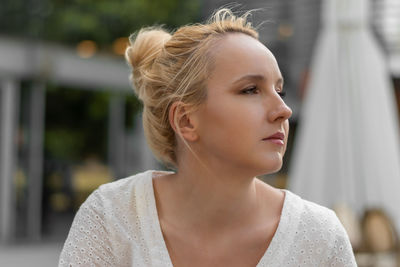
[168,101,199,142]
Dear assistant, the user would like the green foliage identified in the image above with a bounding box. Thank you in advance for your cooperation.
[43,85,143,161]
[45,128,86,159]
[1,0,199,162]
[0,0,200,47]
[44,87,111,161]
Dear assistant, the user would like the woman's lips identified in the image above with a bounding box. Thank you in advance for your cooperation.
[262,132,285,145]
[264,138,284,145]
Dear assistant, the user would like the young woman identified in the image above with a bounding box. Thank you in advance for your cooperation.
[59,8,356,267]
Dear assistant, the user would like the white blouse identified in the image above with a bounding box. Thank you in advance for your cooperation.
[59,170,357,266]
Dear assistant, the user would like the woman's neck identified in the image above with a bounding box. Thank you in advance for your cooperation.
[153,158,281,235]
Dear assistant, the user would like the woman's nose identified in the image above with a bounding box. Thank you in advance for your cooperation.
[267,94,292,122]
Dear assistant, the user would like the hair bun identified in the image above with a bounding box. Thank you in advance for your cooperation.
[125,27,171,98]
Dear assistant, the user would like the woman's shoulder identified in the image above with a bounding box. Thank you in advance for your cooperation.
[278,190,356,265]
[267,190,357,266]
[59,170,160,266]
[79,170,157,217]
[283,190,350,241]
[285,190,339,223]
[284,190,354,248]
[95,169,153,197]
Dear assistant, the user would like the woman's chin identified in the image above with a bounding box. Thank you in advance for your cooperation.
[258,157,283,175]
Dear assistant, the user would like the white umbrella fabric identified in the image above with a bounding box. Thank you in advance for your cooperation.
[288,0,400,231]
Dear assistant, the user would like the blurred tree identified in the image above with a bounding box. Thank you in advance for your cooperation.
[44,87,110,161]
[0,0,200,49]
[2,0,200,237]
[0,0,200,162]
[43,87,143,162]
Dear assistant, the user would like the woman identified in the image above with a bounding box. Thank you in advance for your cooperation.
[59,8,356,266]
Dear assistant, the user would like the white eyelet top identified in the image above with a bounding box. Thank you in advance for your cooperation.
[59,170,356,266]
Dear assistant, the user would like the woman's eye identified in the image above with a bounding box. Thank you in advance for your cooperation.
[277,91,286,99]
[241,86,258,94]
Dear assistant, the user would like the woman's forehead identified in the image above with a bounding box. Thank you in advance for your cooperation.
[212,33,273,59]
[208,33,281,85]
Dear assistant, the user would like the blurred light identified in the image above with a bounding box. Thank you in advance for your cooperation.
[112,37,129,56]
[76,40,97,58]
[50,192,71,212]
[278,23,294,40]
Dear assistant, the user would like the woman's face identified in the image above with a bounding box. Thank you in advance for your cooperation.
[194,33,292,175]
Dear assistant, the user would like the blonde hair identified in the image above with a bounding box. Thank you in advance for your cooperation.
[125,8,259,168]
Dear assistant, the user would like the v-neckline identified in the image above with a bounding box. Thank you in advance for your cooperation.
[145,170,293,267]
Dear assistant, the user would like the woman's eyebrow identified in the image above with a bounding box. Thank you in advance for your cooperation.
[232,74,265,84]
[231,74,284,86]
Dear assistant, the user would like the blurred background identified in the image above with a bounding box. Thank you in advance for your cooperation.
[1,0,400,266]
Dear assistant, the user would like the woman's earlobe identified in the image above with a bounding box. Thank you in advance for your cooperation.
[168,101,199,142]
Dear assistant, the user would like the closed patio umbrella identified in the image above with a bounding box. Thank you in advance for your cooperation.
[288,0,400,231]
